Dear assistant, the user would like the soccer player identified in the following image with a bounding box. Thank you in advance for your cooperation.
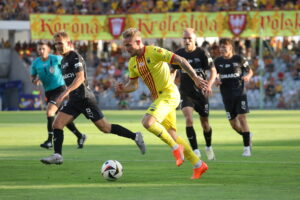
[171,28,217,160]
[214,38,253,157]
[40,31,145,165]
[115,28,208,179]
[30,41,86,149]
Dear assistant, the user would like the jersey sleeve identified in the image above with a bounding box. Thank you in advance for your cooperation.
[213,58,220,73]
[203,50,214,70]
[241,56,250,72]
[128,58,139,79]
[30,60,37,76]
[151,46,175,64]
[171,49,180,69]
[72,53,84,73]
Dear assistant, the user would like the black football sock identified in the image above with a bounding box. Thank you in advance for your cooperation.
[66,122,83,138]
[242,132,250,146]
[236,130,243,136]
[111,124,136,140]
[203,128,212,147]
[53,129,64,155]
[47,116,54,141]
[186,126,198,150]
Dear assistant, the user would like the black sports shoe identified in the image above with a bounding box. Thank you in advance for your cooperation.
[77,134,87,149]
[40,140,52,149]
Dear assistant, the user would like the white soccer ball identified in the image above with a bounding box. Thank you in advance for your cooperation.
[101,160,123,181]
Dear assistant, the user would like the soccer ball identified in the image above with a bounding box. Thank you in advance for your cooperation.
[101,160,123,181]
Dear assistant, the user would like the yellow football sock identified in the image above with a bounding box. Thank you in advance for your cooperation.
[175,136,200,165]
[147,122,177,148]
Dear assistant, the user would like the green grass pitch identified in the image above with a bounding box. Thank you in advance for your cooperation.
[0,110,299,200]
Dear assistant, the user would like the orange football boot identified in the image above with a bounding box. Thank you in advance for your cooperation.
[191,161,208,179]
[172,144,184,167]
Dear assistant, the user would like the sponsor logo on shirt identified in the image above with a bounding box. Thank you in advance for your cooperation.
[62,63,69,69]
[63,73,75,79]
[220,73,240,79]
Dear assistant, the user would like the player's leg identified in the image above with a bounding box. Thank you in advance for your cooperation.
[237,114,251,156]
[83,97,145,154]
[93,117,145,154]
[40,102,57,149]
[66,122,86,149]
[143,94,184,166]
[166,115,208,179]
[143,99,179,149]
[200,116,215,160]
[182,106,200,157]
[40,111,74,165]
[236,95,251,156]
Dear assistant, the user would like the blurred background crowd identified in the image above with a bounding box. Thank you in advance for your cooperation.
[0,0,299,110]
[1,35,299,110]
[0,0,300,20]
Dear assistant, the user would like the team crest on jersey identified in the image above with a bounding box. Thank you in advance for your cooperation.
[228,14,247,36]
[157,48,163,54]
[108,17,126,38]
[49,66,55,73]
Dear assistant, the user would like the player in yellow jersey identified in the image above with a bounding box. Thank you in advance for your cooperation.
[115,28,208,179]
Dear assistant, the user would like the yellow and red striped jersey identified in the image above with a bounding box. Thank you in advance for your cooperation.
[128,45,176,99]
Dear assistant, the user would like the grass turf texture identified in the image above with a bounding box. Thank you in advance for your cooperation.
[0,110,299,200]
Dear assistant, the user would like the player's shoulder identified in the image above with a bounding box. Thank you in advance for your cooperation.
[147,45,167,54]
[31,57,41,66]
[174,48,185,55]
[214,56,223,63]
[49,54,62,61]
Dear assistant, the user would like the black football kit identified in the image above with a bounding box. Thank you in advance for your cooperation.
[59,50,104,121]
[172,47,214,117]
[214,55,251,120]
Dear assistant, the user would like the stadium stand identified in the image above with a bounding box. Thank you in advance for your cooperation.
[0,0,299,110]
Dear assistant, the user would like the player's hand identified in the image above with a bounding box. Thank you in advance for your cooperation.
[203,85,213,97]
[242,75,251,83]
[55,90,69,107]
[215,79,222,86]
[115,83,125,94]
[192,76,208,91]
[32,78,41,86]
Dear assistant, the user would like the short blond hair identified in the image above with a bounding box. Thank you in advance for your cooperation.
[183,28,196,36]
[122,28,141,39]
[53,31,70,40]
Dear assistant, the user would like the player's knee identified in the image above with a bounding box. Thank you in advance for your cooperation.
[142,120,153,129]
[185,118,193,126]
[52,121,63,129]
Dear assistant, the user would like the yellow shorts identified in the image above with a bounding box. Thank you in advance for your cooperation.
[146,87,180,130]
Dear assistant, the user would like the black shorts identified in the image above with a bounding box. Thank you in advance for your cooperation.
[222,94,249,120]
[180,94,209,117]
[59,96,104,122]
[45,86,66,103]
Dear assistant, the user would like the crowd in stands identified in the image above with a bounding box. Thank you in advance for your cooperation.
[2,35,299,110]
[0,0,300,20]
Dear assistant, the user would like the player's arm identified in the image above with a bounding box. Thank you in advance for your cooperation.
[55,71,85,106]
[31,75,40,85]
[241,57,253,83]
[115,78,139,94]
[171,54,208,90]
[205,67,217,96]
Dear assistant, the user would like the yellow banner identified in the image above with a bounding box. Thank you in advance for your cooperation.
[30,11,300,40]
